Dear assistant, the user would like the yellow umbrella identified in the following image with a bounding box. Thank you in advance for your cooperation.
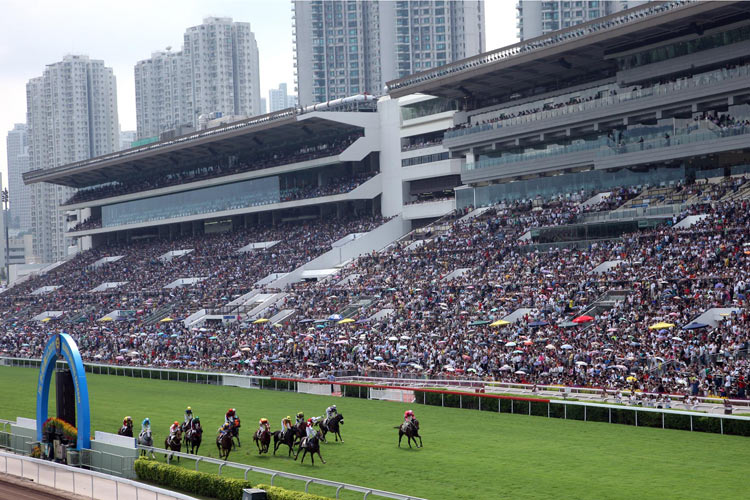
[99,317,114,322]
[252,318,269,324]
[626,376,637,382]
[159,317,174,323]
[338,318,355,324]
[490,319,510,327]
[41,317,52,323]
[648,322,675,330]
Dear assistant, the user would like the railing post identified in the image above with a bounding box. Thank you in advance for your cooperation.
[528,401,531,416]
[608,408,611,424]
[720,417,724,435]
[662,413,665,429]
[336,485,344,498]
[564,404,566,419]
[218,463,224,475]
[305,479,312,492]
[244,467,251,480]
[635,410,638,427]
[441,394,444,407]
[584,406,587,422]
[271,472,277,486]
[195,457,201,471]
[459,395,462,409]
[690,415,693,432]
[547,403,550,418]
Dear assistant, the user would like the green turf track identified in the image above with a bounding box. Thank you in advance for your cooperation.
[1,366,748,500]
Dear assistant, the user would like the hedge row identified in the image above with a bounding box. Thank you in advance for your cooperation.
[257,484,331,500]
[135,458,252,500]
[134,459,333,500]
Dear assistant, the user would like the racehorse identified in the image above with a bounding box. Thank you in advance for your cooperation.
[216,432,233,461]
[230,417,241,449]
[292,421,307,445]
[253,428,271,454]
[138,429,155,458]
[320,414,344,442]
[117,423,133,438]
[185,422,203,455]
[272,429,295,457]
[294,435,325,466]
[398,419,422,448]
[164,430,182,461]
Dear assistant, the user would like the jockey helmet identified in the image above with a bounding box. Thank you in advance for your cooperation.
[331,405,337,410]
[222,423,230,430]
[286,416,291,421]
[186,406,192,412]
[194,416,200,422]
[297,412,304,418]
[260,418,268,424]
[143,418,150,425]
[173,421,179,426]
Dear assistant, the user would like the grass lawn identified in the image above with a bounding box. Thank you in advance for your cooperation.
[0,365,748,500]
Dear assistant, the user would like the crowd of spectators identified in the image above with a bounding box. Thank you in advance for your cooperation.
[64,133,364,205]
[3,185,750,401]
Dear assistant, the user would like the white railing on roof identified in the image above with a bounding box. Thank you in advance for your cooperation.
[386,1,695,92]
[0,450,197,500]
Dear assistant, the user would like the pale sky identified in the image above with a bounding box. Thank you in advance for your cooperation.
[0,0,518,188]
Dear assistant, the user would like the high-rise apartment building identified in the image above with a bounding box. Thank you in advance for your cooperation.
[134,49,194,139]
[135,18,262,138]
[120,130,137,150]
[269,83,297,112]
[6,123,31,231]
[184,17,262,122]
[516,0,646,40]
[294,0,485,106]
[26,55,119,262]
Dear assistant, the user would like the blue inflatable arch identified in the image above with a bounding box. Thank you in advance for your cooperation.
[36,333,91,449]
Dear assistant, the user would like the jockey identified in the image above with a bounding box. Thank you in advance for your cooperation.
[141,418,151,434]
[258,418,270,434]
[225,408,237,426]
[295,412,305,426]
[302,418,316,446]
[325,405,338,420]
[184,406,193,428]
[191,416,201,432]
[123,416,133,428]
[218,422,231,438]
[281,416,293,434]
[404,409,415,425]
[169,421,180,442]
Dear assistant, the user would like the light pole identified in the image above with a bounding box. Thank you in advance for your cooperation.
[2,188,9,286]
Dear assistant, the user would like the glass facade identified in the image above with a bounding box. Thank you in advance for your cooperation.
[102,176,280,227]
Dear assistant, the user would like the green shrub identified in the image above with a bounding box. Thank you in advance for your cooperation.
[134,458,252,500]
[256,484,331,500]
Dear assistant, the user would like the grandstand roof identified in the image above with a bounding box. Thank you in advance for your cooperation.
[23,110,361,189]
[386,1,750,99]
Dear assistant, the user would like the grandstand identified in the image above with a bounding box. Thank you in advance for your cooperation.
[4,0,750,405]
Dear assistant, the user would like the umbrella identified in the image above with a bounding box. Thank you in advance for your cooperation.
[515,370,526,375]
[469,320,491,326]
[575,361,587,366]
[241,347,252,352]
[338,318,355,324]
[159,317,174,323]
[99,317,114,322]
[388,336,398,341]
[561,344,574,350]
[671,336,684,342]
[115,356,125,361]
[298,319,315,324]
[252,318,269,324]
[374,356,384,361]
[41,317,52,323]
[681,322,708,330]
[545,344,556,350]
[626,376,637,382]
[505,341,516,347]
[648,322,675,330]
[528,321,549,327]
[490,319,510,327]
[572,315,594,324]
[499,365,512,371]
[328,314,343,321]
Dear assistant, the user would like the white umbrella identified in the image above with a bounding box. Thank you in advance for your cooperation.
[561,344,574,350]
[388,336,398,341]
[545,344,556,350]
[575,361,587,366]
[499,364,512,371]
[505,341,516,347]
[515,370,526,375]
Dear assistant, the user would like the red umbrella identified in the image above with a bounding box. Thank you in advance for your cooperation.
[572,315,594,324]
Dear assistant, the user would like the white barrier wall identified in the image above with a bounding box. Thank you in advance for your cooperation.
[297,382,333,396]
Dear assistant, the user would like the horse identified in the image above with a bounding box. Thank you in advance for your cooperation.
[294,435,325,466]
[292,421,307,445]
[273,429,295,457]
[164,430,182,461]
[117,423,133,438]
[185,423,203,455]
[216,432,233,461]
[398,419,422,448]
[230,417,241,449]
[138,429,155,458]
[253,428,271,454]
[320,414,344,442]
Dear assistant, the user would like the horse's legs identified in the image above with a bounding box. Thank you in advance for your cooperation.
[316,450,326,464]
[337,431,343,443]
[398,431,403,447]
